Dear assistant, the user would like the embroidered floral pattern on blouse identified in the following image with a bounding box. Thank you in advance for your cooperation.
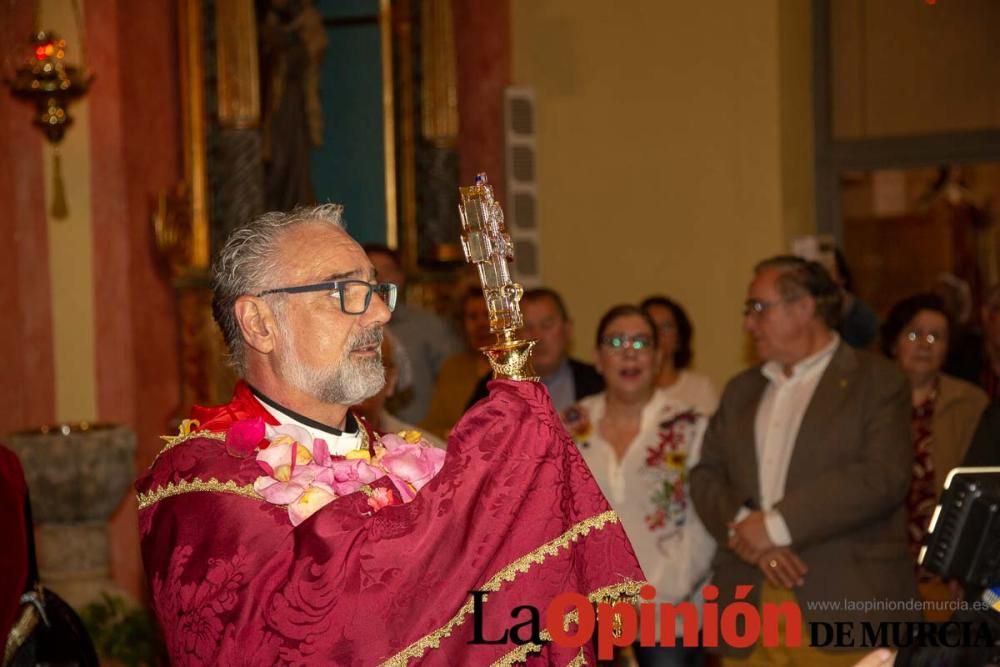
[643,409,698,532]
[569,400,699,539]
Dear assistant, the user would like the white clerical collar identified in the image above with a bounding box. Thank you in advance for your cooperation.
[249,386,363,455]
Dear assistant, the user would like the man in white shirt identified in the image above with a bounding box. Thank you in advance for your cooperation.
[690,256,916,665]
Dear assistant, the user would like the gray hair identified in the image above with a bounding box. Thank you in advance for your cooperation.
[754,254,842,329]
[212,204,346,374]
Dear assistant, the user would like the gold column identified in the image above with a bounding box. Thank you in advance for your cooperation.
[380,0,399,249]
[419,0,458,147]
[215,0,260,130]
[178,0,209,270]
[154,0,236,411]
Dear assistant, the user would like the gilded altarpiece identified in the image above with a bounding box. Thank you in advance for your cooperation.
[159,0,467,412]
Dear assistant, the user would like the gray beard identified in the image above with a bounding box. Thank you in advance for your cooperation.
[276,320,386,406]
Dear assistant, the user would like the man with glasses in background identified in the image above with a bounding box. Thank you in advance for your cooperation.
[466,287,604,413]
[136,204,645,665]
[690,255,918,666]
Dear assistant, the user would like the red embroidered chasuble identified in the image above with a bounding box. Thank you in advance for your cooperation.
[137,379,645,665]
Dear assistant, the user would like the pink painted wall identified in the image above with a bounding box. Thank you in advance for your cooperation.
[86,0,183,601]
[0,0,57,435]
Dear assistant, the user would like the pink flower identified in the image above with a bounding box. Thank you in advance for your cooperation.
[256,439,297,481]
[312,438,331,466]
[250,425,445,525]
[315,459,385,496]
[287,481,337,526]
[377,434,446,494]
[256,424,317,481]
[266,424,316,456]
[366,487,395,511]
[225,417,266,458]
[253,464,322,505]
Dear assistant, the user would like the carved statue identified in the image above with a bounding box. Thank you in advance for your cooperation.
[259,0,327,210]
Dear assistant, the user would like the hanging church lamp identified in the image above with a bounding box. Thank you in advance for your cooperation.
[6,30,93,219]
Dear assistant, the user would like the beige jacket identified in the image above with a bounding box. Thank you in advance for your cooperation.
[929,374,989,494]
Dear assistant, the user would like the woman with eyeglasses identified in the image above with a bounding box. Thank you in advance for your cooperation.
[565,304,714,667]
[880,292,988,619]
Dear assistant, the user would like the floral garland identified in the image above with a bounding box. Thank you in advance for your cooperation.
[224,417,445,526]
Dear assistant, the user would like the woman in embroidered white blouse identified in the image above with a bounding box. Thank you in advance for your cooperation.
[566,304,716,667]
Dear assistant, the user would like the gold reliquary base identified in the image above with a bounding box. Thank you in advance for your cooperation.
[481,330,539,382]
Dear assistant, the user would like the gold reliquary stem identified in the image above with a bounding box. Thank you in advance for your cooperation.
[457,173,539,382]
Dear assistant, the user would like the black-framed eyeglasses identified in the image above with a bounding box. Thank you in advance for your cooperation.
[256,280,398,315]
[600,335,654,352]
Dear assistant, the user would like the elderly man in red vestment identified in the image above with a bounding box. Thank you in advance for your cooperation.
[137,204,645,665]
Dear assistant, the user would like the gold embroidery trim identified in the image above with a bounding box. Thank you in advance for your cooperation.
[489,580,646,667]
[150,428,226,468]
[491,641,544,667]
[137,477,261,510]
[152,413,370,468]
[378,510,622,667]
